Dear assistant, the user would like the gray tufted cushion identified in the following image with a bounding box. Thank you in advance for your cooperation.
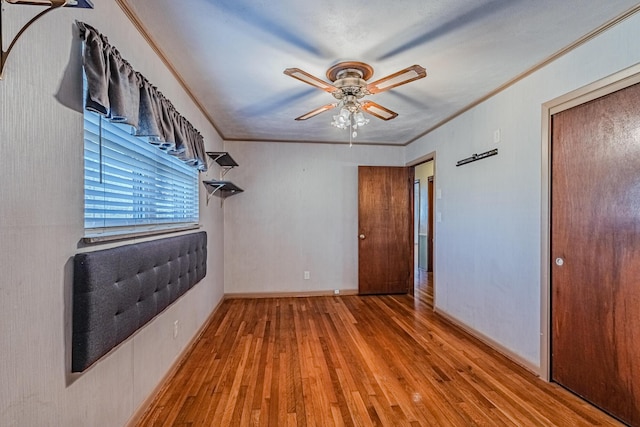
[72,232,207,372]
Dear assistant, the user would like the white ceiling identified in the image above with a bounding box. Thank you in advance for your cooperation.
[121,0,640,146]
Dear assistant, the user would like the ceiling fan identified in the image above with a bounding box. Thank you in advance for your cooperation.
[283,61,427,135]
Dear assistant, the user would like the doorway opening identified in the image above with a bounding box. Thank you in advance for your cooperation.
[413,160,434,294]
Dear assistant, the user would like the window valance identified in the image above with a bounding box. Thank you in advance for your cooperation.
[77,21,207,171]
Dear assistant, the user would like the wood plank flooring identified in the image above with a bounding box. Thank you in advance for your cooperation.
[135,273,622,426]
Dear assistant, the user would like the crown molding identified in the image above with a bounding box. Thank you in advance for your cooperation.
[114,1,640,148]
[114,0,225,141]
[403,4,640,147]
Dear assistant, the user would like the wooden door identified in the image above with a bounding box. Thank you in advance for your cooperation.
[551,82,640,426]
[358,166,413,294]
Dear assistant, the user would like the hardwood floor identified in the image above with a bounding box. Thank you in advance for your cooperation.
[135,273,622,426]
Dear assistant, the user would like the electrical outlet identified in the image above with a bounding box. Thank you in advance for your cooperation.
[494,128,501,143]
[173,320,179,339]
[334,289,340,295]
[304,271,310,280]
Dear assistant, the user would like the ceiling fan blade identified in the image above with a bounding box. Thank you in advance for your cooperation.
[361,101,398,121]
[295,103,337,121]
[366,65,426,94]
[284,68,336,93]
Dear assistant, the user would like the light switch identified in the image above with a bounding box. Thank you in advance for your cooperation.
[436,212,442,222]
[494,128,501,143]
[436,189,442,199]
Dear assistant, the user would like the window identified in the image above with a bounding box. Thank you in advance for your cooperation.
[84,110,199,232]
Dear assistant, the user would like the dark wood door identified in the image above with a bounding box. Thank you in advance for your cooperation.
[551,82,640,426]
[358,166,413,294]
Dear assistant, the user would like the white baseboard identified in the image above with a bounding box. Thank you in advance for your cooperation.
[225,289,359,299]
[434,307,541,376]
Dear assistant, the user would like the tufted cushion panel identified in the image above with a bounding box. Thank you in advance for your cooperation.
[72,232,207,372]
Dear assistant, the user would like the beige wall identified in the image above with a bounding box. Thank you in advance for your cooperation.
[405,10,640,370]
[0,2,224,426]
[223,140,405,294]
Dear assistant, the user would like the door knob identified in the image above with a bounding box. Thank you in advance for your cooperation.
[555,257,564,266]
[359,234,366,240]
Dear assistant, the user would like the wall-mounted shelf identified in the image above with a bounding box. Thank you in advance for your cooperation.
[206,151,238,178]
[203,151,243,206]
[202,180,244,198]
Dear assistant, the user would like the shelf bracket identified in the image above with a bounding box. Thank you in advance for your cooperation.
[204,182,225,206]
[0,0,93,79]
[219,166,232,180]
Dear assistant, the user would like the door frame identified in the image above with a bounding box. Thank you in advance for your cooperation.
[427,176,434,272]
[540,62,640,381]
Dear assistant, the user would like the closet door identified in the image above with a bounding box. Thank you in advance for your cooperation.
[551,82,640,426]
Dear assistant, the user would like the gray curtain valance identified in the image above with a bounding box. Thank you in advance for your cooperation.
[77,21,207,171]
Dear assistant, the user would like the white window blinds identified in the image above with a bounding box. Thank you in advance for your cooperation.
[84,111,199,230]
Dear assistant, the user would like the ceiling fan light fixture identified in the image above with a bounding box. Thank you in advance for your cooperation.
[353,111,369,128]
[330,100,369,141]
[331,107,351,129]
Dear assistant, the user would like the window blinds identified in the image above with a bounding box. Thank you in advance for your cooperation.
[84,111,198,229]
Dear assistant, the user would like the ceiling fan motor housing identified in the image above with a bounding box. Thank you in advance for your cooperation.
[332,71,369,99]
[327,62,374,100]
